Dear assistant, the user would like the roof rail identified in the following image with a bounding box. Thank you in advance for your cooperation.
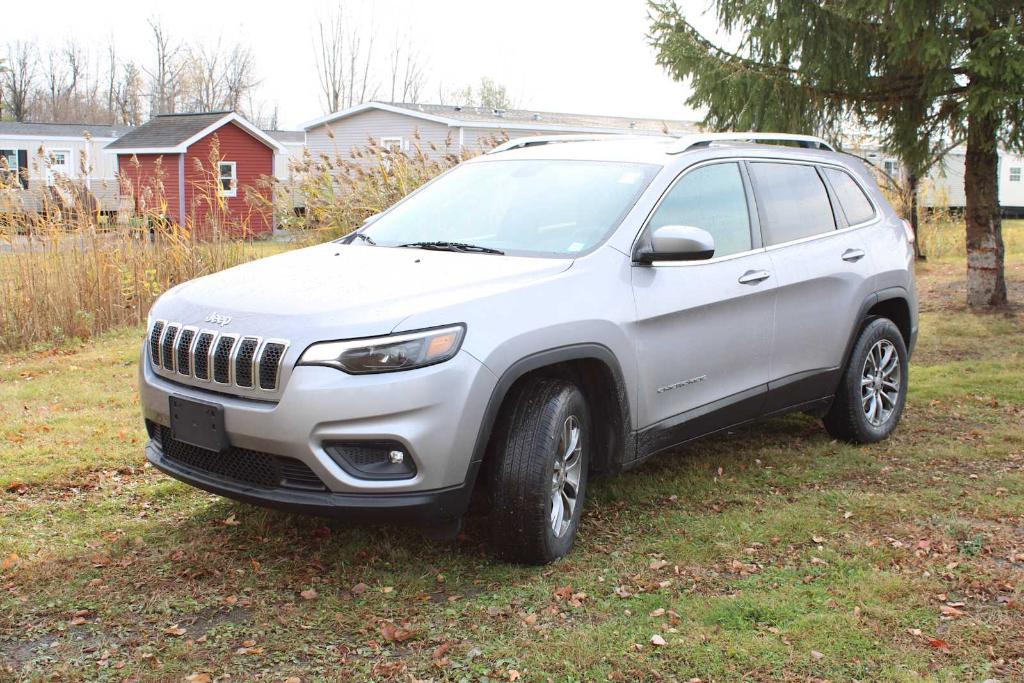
[487,133,672,154]
[669,132,835,154]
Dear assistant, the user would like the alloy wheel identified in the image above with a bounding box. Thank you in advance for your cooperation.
[550,415,583,537]
[861,339,901,427]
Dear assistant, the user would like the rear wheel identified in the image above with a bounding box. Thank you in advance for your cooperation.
[487,377,590,564]
[824,317,908,443]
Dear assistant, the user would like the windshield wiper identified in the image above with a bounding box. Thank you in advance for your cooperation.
[349,232,376,245]
[398,241,504,255]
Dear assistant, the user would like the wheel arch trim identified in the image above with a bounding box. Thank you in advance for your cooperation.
[461,343,633,493]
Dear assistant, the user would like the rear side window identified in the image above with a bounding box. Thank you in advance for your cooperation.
[749,162,836,245]
[649,162,752,258]
[823,168,876,225]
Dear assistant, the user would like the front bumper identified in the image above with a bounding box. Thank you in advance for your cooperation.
[146,441,476,521]
[140,346,497,519]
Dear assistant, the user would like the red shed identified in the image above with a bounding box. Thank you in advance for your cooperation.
[106,111,284,236]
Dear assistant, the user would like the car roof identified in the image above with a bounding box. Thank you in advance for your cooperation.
[470,135,874,182]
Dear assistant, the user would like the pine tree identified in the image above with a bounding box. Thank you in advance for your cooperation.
[649,0,1024,308]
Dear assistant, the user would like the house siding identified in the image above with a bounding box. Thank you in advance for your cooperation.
[183,121,274,236]
[920,153,967,209]
[999,152,1024,208]
[0,134,121,212]
[116,153,183,223]
[305,108,457,160]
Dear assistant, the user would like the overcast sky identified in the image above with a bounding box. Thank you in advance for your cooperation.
[2,0,720,129]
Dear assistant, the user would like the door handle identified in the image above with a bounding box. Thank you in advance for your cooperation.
[738,269,771,285]
[842,248,866,262]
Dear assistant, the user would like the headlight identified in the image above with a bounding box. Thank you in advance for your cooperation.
[298,325,466,374]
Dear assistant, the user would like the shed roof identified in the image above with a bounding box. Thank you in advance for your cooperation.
[105,112,286,154]
[303,101,699,136]
[0,121,134,139]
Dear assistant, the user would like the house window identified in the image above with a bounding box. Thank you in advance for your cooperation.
[883,159,901,179]
[1,149,26,189]
[1011,166,1022,183]
[379,137,404,153]
[218,162,237,197]
[1,150,16,183]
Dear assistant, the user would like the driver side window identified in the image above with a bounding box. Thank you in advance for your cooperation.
[649,162,753,258]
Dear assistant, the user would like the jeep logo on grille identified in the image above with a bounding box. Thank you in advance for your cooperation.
[204,312,232,326]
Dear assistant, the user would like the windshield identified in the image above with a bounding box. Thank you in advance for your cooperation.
[360,159,660,257]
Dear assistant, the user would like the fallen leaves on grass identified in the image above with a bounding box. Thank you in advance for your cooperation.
[300,588,318,601]
[163,624,187,637]
[380,620,417,642]
[940,604,966,619]
[1,553,19,570]
[650,634,667,647]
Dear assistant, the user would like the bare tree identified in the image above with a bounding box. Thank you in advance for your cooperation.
[183,37,260,113]
[106,41,117,117]
[313,6,346,112]
[2,42,37,121]
[312,4,379,113]
[387,34,425,103]
[144,18,187,115]
[222,43,258,111]
[244,91,279,130]
[113,62,145,125]
[186,40,224,111]
[41,42,83,121]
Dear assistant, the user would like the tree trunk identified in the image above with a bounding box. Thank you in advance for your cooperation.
[964,111,1007,308]
[908,171,924,260]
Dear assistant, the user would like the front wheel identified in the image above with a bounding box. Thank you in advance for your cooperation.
[823,317,908,443]
[487,377,590,564]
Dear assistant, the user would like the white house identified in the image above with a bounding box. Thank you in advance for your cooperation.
[301,101,701,160]
[847,140,1024,216]
[0,121,132,211]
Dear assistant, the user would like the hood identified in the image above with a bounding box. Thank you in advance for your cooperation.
[153,243,572,342]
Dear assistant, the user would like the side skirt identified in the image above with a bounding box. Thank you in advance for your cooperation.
[630,369,840,467]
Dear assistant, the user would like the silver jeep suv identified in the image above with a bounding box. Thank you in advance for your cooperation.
[140,133,918,564]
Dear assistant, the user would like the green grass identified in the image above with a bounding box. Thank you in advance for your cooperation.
[1,258,1022,681]
[918,217,1024,261]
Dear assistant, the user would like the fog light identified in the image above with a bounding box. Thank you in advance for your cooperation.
[324,441,417,480]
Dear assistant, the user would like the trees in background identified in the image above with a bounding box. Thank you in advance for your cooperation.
[2,42,36,122]
[312,4,378,113]
[648,0,1023,308]
[449,77,517,110]
[0,19,267,127]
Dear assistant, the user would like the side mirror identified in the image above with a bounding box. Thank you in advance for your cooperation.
[635,225,716,263]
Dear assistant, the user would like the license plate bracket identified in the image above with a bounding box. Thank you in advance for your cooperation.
[169,395,228,453]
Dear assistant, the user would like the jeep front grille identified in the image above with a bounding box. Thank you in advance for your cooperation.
[149,320,289,392]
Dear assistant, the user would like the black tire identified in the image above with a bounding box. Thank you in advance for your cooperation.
[824,317,909,443]
[487,377,590,564]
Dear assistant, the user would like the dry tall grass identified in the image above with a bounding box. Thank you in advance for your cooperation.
[0,134,488,352]
[259,130,502,242]
[0,146,274,352]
